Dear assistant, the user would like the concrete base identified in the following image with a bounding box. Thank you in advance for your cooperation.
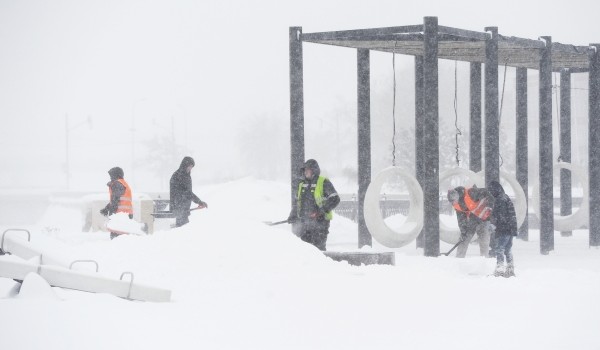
[323,251,395,266]
[82,196,155,234]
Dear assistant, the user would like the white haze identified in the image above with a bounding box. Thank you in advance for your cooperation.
[1,0,599,192]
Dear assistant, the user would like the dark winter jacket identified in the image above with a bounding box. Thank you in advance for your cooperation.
[170,157,202,217]
[488,181,518,237]
[449,185,495,237]
[105,167,126,215]
[288,159,340,228]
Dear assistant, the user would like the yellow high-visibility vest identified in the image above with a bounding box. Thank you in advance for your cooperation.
[296,175,333,220]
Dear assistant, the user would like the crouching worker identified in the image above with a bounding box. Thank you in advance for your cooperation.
[287,159,340,251]
[100,167,133,239]
[447,185,495,258]
[488,181,517,277]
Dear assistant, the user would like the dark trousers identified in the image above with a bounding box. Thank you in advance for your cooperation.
[495,235,514,265]
[175,215,189,228]
[300,229,328,251]
[299,220,329,251]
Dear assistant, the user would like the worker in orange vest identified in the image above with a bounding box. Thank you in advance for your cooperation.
[100,166,133,239]
[447,185,495,258]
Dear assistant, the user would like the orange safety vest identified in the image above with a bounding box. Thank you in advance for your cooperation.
[452,188,491,221]
[109,179,133,215]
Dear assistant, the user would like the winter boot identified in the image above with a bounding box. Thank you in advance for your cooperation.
[505,263,515,278]
[493,263,505,277]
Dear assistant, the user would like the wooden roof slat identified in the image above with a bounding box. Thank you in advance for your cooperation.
[301,24,592,70]
[301,25,423,42]
[438,25,489,41]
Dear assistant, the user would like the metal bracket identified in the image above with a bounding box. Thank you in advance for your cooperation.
[119,271,135,299]
[69,259,100,273]
[484,26,498,40]
[1,229,31,254]
[538,36,552,47]
[37,255,43,274]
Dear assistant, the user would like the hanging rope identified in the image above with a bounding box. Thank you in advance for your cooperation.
[553,72,562,162]
[499,61,508,121]
[453,61,462,166]
[498,61,509,167]
[391,42,398,166]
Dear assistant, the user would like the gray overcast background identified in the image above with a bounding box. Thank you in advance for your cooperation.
[1,0,598,193]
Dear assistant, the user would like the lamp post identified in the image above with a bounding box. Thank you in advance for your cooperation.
[152,115,177,191]
[131,98,146,185]
[65,114,93,189]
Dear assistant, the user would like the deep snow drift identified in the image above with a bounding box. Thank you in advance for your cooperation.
[1,178,599,350]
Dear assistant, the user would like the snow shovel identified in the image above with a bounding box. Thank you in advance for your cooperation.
[263,219,289,226]
[441,239,463,256]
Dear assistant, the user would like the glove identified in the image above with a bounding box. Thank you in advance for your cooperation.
[99,207,109,216]
[287,215,297,224]
[198,201,208,209]
[309,209,325,219]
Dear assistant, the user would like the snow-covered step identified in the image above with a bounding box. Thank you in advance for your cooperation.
[0,257,171,302]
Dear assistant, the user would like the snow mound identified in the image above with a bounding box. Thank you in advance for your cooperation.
[106,213,146,235]
[0,278,21,298]
[17,273,61,301]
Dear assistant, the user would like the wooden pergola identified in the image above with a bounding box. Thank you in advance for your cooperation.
[289,16,600,256]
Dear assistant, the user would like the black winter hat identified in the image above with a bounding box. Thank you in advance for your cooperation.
[301,159,321,178]
[488,180,505,197]
[447,186,465,202]
[108,167,124,180]
[301,159,319,171]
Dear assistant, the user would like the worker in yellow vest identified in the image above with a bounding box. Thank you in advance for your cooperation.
[287,159,340,251]
[447,185,495,258]
[100,167,133,239]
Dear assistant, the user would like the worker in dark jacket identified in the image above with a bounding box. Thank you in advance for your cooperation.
[287,159,340,251]
[100,167,133,239]
[170,156,207,227]
[488,180,517,277]
[447,185,495,258]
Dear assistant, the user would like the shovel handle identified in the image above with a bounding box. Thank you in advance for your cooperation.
[441,240,462,256]
[265,220,289,226]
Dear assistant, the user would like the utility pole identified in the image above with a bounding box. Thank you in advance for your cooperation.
[65,114,70,190]
[65,114,92,190]
[131,98,146,185]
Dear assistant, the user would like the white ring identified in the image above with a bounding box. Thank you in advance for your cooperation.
[531,162,589,231]
[364,167,424,248]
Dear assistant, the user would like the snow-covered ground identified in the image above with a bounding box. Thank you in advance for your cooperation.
[1,178,599,350]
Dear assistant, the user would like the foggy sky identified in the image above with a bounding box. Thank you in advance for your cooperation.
[1,0,598,192]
